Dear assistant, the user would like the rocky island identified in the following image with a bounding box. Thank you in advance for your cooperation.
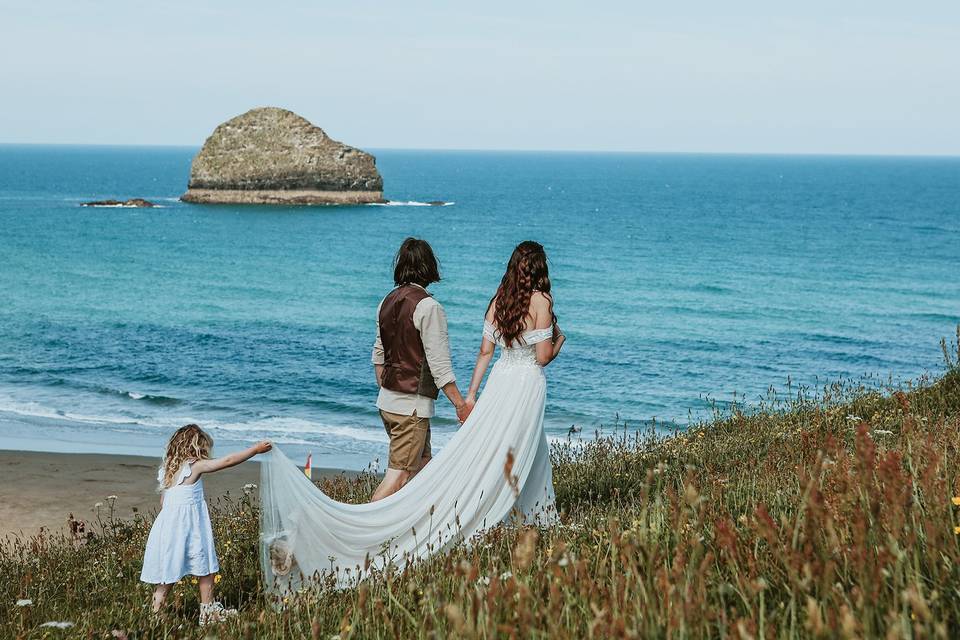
[181,107,383,205]
[81,198,157,208]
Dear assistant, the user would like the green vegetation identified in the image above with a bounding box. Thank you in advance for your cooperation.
[4,332,960,638]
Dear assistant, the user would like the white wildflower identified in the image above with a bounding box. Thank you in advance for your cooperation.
[93,502,103,509]
[846,415,861,422]
[41,622,74,629]
[477,576,491,586]
[107,495,118,501]
[499,571,513,580]
[16,598,32,607]
[557,554,570,567]
[243,483,258,494]
[873,429,894,436]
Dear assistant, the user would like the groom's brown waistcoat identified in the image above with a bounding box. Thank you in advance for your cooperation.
[379,285,440,399]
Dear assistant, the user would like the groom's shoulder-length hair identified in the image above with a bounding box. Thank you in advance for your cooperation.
[394,237,441,287]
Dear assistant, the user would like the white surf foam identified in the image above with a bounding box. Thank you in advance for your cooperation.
[211,417,387,444]
[0,397,150,427]
[0,392,455,451]
[368,200,455,207]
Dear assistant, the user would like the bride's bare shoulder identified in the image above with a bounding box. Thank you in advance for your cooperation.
[485,296,497,321]
[529,291,553,312]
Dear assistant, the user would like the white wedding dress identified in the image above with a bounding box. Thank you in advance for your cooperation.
[259,321,557,594]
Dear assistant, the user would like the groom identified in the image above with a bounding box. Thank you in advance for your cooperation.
[370,238,471,501]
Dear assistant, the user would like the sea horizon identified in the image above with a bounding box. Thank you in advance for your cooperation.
[2,141,958,160]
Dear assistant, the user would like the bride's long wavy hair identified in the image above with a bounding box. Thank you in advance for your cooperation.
[492,241,552,346]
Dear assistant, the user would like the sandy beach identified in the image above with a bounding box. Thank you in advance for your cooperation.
[0,449,346,537]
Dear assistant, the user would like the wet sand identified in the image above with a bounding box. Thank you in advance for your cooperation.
[0,449,345,537]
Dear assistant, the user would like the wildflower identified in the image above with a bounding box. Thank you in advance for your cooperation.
[846,415,861,422]
[684,484,700,507]
[477,576,491,586]
[41,622,74,629]
[16,598,32,607]
[243,483,257,494]
[445,604,466,634]
[513,528,538,569]
[954,526,960,535]
[191,577,198,585]
[499,571,513,580]
[952,497,960,506]
[107,495,118,501]
[873,429,893,436]
[94,502,103,509]
[215,574,222,584]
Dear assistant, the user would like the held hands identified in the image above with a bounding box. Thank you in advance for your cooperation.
[456,397,476,424]
[253,440,273,454]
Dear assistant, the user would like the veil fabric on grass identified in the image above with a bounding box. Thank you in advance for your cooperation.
[259,323,558,593]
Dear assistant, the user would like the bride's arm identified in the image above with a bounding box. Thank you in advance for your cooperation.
[534,292,565,367]
[466,337,496,404]
[465,304,498,406]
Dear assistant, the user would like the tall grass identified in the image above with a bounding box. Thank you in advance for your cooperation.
[3,332,960,638]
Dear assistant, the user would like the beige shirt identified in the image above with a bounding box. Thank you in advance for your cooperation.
[371,285,456,418]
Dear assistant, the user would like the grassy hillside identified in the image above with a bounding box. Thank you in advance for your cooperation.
[4,334,960,638]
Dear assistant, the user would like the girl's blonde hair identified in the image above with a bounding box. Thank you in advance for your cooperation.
[160,424,213,490]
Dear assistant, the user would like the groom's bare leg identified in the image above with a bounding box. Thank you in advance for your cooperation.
[371,468,409,501]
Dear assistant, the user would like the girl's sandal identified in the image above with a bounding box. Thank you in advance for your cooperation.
[199,602,238,626]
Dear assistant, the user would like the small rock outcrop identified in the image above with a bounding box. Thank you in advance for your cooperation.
[81,198,156,207]
[181,107,383,205]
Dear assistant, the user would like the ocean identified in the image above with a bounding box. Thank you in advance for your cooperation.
[0,145,957,469]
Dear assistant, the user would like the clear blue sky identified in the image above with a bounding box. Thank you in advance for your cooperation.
[1,1,957,154]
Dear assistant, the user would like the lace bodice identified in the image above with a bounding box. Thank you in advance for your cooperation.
[483,320,552,368]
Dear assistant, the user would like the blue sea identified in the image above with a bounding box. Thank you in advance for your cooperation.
[0,145,957,469]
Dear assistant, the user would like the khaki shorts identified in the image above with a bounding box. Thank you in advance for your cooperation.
[381,410,432,472]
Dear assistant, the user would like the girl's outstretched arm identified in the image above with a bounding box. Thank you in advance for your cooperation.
[193,441,272,475]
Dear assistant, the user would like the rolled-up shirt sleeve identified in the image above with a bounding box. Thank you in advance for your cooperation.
[415,298,456,389]
[372,300,385,365]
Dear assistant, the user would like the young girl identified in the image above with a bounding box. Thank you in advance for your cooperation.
[140,424,271,625]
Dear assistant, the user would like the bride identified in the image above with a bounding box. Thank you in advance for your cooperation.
[259,241,566,593]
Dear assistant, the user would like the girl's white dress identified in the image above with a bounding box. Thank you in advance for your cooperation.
[140,460,220,584]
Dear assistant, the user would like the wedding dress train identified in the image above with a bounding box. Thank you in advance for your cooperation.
[259,322,557,594]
